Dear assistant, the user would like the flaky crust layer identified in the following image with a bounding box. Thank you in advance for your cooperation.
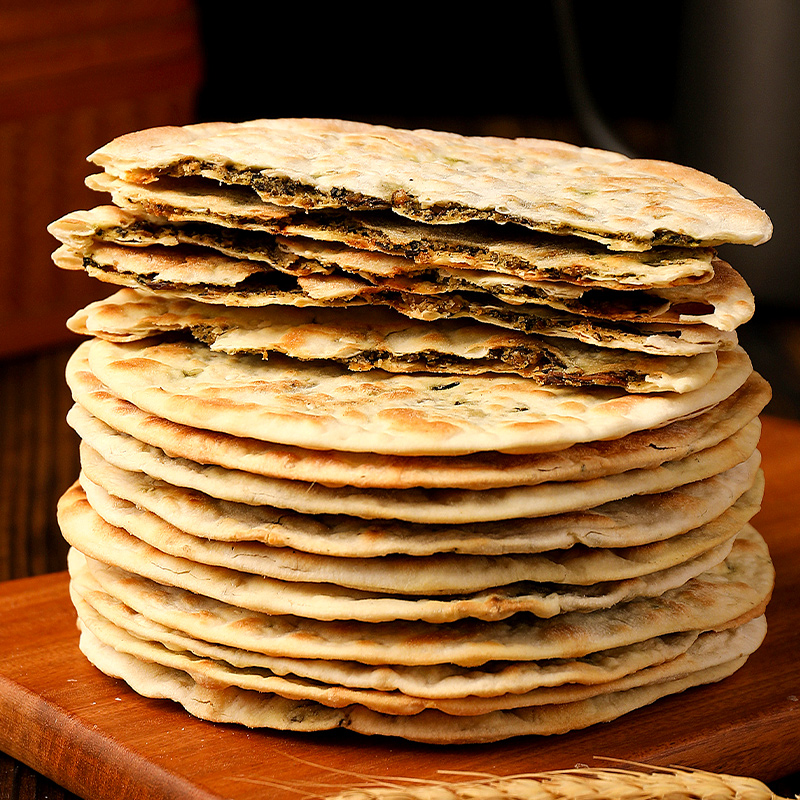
[88,118,773,250]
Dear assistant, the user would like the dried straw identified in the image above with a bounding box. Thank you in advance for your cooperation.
[324,763,791,800]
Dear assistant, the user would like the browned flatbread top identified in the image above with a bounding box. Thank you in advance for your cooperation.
[87,118,772,250]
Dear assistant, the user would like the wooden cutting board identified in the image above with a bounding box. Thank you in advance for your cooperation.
[1,417,799,800]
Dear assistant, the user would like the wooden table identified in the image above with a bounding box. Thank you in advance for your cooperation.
[1,346,798,799]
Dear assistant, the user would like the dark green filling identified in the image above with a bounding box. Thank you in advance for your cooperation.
[154,161,706,247]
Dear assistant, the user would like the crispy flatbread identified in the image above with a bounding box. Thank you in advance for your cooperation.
[67,290,721,392]
[54,117,775,744]
[66,278,742,361]
[69,407,762,524]
[76,337,754,455]
[79,470,758,595]
[380,259,753,333]
[59,486,773,625]
[66,525,773,664]
[77,451,765,557]
[75,619,754,742]
[77,625,755,742]
[72,556,766,701]
[51,236,754,334]
[67,559,710,696]
[73,586,765,717]
[60,491,739,623]
[76,186,719,289]
[64,346,771,489]
[85,118,772,249]
[386,292,738,352]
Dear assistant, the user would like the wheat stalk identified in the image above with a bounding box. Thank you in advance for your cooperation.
[324,763,792,800]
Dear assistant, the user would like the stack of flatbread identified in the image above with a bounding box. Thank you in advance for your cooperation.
[49,118,774,744]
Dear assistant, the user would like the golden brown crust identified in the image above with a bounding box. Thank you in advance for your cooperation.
[52,117,775,745]
[67,289,723,393]
[63,341,771,491]
[87,119,773,250]
[75,337,754,456]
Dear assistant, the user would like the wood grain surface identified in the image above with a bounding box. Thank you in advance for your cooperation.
[0,415,798,800]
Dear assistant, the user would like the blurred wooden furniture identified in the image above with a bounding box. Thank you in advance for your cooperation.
[0,0,203,357]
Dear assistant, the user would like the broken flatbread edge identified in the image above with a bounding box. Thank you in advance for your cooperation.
[85,118,773,250]
[64,288,725,393]
[48,202,719,290]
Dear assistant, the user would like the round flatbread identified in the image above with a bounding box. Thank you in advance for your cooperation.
[69,557,717,698]
[69,407,762,524]
[86,118,773,250]
[67,524,772,665]
[78,337,754,455]
[73,588,765,717]
[78,452,764,557]
[64,344,771,489]
[49,201,721,290]
[79,470,757,595]
[66,288,723,393]
[74,625,754,743]
[53,236,754,336]
[59,488,774,626]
